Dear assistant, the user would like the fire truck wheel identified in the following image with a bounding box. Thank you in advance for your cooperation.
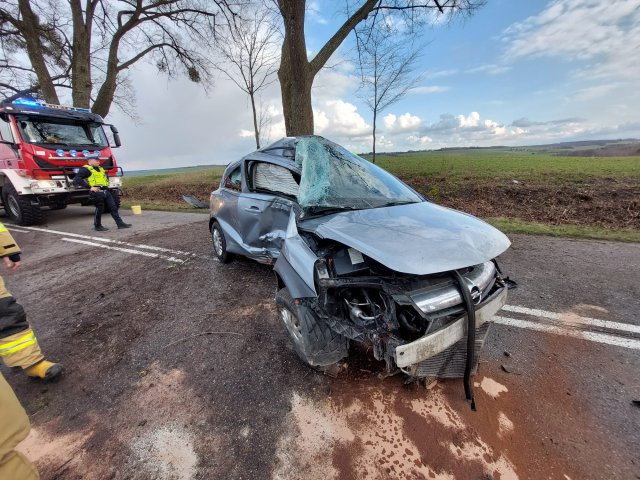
[50,201,67,210]
[2,183,44,226]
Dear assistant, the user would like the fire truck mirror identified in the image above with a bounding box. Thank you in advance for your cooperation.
[106,124,122,148]
[0,140,19,151]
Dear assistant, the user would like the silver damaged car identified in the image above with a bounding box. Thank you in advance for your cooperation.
[210,136,511,399]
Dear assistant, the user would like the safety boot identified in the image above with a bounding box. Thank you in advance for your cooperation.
[25,360,64,380]
[95,225,108,232]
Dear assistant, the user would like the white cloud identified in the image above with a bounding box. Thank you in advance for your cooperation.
[502,0,640,81]
[384,113,422,133]
[407,135,433,147]
[314,99,371,140]
[410,85,450,94]
[465,64,511,75]
[424,69,458,79]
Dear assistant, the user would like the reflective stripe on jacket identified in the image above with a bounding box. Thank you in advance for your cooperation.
[0,223,20,259]
[82,165,109,187]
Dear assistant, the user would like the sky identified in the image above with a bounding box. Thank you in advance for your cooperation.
[107,0,640,170]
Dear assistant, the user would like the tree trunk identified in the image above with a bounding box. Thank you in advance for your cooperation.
[69,0,92,108]
[17,0,59,104]
[372,109,377,164]
[250,92,260,149]
[91,32,123,118]
[277,0,313,136]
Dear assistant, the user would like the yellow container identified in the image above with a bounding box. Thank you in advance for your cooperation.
[131,205,142,215]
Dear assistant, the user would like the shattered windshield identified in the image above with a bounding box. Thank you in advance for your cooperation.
[17,118,108,147]
[295,136,422,213]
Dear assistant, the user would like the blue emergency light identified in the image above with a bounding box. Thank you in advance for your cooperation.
[12,98,42,107]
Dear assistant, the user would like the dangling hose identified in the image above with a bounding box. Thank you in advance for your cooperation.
[452,270,477,411]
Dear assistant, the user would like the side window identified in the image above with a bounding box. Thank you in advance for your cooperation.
[251,162,299,197]
[0,119,14,143]
[224,166,242,192]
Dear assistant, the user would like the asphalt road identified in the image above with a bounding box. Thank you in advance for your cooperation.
[1,206,639,480]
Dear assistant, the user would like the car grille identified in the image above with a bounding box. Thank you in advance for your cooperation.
[408,323,491,378]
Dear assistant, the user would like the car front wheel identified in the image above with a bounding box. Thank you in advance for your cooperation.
[275,288,348,368]
[211,221,231,263]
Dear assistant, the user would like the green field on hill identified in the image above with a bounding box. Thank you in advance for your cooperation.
[121,148,640,242]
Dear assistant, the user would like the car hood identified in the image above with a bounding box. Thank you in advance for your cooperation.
[300,202,511,275]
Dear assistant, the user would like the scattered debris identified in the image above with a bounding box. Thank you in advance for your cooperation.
[632,400,640,408]
[501,364,521,375]
[182,194,208,208]
[504,350,511,357]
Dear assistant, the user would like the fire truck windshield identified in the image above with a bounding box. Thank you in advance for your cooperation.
[17,118,108,148]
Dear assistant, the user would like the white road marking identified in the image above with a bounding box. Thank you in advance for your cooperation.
[494,316,640,351]
[6,224,197,257]
[502,304,640,334]
[62,238,185,263]
[7,227,32,233]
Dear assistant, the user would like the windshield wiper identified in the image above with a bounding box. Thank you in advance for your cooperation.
[374,200,420,209]
[303,206,362,218]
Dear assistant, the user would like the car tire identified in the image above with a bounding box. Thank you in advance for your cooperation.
[2,183,44,225]
[276,288,348,368]
[211,221,232,263]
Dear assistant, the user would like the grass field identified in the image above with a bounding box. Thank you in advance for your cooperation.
[373,149,640,180]
[121,148,640,242]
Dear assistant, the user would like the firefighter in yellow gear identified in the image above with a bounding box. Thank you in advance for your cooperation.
[0,374,39,479]
[0,223,62,378]
[0,222,63,479]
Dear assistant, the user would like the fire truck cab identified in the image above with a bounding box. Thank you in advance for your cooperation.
[0,97,123,225]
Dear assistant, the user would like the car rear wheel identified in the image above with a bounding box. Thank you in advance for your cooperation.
[2,183,44,225]
[211,221,231,263]
[275,288,348,368]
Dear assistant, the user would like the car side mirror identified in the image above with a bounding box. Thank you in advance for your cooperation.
[109,125,122,147]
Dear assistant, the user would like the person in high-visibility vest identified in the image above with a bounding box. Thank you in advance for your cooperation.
[0,223,62,379]
[73,156,132,231]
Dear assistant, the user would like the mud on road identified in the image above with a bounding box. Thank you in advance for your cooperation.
[2,209,639,480]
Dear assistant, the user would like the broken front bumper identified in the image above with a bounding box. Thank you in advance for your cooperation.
[395,286,507,375]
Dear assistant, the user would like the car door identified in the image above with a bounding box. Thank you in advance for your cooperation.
[213,163,245,252]
[237,159,300,259]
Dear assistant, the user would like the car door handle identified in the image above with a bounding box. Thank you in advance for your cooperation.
[244,206,261,212]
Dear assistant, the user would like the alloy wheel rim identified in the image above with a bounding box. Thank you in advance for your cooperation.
[280,307,303,343]
[213,228,223,256]
[7,196,20,218]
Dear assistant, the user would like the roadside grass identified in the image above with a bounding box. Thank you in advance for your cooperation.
[487,217,640,243]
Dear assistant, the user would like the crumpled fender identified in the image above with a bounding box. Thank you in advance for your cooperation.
[273,210,318,298]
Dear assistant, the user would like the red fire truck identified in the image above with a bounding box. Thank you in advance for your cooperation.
[0,97,124,225]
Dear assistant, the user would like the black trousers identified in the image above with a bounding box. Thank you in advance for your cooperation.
[0,296,28,340]
[90,190,124,227]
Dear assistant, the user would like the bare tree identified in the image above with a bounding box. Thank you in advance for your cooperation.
[273,0,482,136]
[215,8,279,149]
[0,0,239,117]
[356,25,422,163]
